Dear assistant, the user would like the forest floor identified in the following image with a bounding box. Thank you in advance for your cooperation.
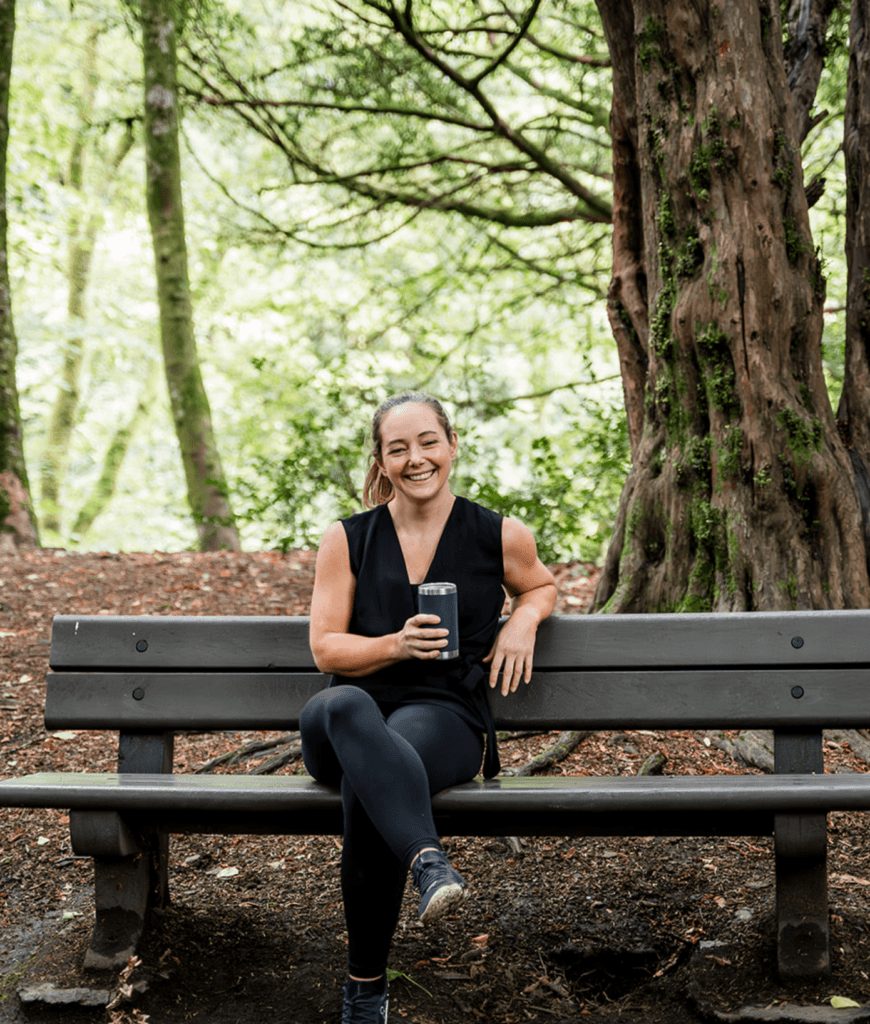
[3,550,870,1024]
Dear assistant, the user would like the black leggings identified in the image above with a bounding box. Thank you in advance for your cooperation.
[299,685,484,977]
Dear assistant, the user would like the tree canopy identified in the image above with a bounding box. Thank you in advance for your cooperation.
[1,0,863,606]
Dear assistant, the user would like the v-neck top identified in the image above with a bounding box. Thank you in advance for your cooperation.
[331,495,505,776]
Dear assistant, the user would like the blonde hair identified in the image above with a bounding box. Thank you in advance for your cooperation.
[363,392,455,507]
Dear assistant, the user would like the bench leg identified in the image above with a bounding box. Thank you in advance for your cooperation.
[81,731,174,970]
[85,853,152,970]
[775,841,829,980]
[774,729,830,980]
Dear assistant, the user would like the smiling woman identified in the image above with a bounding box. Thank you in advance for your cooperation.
[362,392,458,509]
[303,390,557,1022]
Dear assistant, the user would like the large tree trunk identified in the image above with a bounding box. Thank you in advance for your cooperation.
[836,0,870,585]
[0,0,37,553]
[593,0,869,612]
[140,0,239,552]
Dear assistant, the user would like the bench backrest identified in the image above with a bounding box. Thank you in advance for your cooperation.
[44,611,870,732]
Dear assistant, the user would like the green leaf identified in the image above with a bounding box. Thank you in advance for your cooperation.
[385,969,432,997]
[830,996,861,1009]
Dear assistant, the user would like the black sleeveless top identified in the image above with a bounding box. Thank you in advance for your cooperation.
[330,495,504,777]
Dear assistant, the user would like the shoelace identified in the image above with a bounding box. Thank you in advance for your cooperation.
[340,982,388,1024]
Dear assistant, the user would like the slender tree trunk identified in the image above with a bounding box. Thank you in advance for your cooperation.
[140,0,239,551]
[71,359,161,540]
[41,30,136,537]
[836,0,870,585]
[0,0,37,553]
[592,0,869,612]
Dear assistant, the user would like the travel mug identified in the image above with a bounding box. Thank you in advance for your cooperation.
[417,582,459,660]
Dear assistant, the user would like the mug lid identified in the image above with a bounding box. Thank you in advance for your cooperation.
[418,581,457,595]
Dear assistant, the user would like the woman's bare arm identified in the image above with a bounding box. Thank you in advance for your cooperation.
[308,522,449,676]
[483,518,557,696]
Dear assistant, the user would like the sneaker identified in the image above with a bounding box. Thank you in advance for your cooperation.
[340,976,389,1024]
[410,848,465,924]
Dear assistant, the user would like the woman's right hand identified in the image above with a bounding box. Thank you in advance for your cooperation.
[395,614,449,660]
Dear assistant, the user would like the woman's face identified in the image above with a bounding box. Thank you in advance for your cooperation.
[377,402,458,504]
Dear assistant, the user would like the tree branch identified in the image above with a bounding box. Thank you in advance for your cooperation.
[470,0,542,87]
[523,29,611,67]
[783,0,835,144]
[183,84,490,133]
[383,1,612,220]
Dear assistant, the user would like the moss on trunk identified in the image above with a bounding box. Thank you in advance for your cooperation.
[140,0,239,551]
[0,0,38,551]
[593,0,868,612]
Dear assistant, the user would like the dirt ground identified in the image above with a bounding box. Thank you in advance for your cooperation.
[3,550,870,1024]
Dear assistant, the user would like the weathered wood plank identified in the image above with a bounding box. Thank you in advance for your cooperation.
[48,610,870,672]
[3,771,870,815]
[44,672,326,730]
[49,615,315,671]
[44,667,870,731]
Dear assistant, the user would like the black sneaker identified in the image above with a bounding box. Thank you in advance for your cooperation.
[410,848,465,924]
[340,976,389,1024]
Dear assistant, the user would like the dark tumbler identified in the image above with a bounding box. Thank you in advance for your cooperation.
[417,582,459,660]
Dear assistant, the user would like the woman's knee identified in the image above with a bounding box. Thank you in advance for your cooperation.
[300,687,378,781]
[303,685,383,744]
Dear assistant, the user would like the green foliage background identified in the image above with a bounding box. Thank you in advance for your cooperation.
[6,0,851,561]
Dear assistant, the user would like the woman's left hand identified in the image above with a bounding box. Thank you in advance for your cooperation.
[483,606,540,696]
[485,518,558,697]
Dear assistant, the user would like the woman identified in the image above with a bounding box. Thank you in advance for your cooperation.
[304,391,557,1023]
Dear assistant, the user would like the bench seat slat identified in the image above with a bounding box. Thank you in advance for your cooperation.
[45,668,870,731]
[2,771,870,814]
[49,610,870,672]
[141,807,776,840]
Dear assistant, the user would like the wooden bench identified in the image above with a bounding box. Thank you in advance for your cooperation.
[2,611,870,980]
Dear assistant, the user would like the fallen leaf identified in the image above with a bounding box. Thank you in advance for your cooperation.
[831,996,861,1009]
[213,867,239,878]
[830,873,870,887]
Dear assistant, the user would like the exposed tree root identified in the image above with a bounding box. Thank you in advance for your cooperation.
[638,752,667,776]
[830,729,870,766]
[497,730,557,742]
[195,733,300,774]
[704,730,774,773]
[248,741,303,775]
[703,729,870,774]
[505,730,594,777]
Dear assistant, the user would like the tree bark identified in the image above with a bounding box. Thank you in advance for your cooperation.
[140,0,239,552]
[592,0,869,612]
[0,0,37,552]
[836,0,870,585]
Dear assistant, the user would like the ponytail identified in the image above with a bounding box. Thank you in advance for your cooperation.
[362,462,394,508]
